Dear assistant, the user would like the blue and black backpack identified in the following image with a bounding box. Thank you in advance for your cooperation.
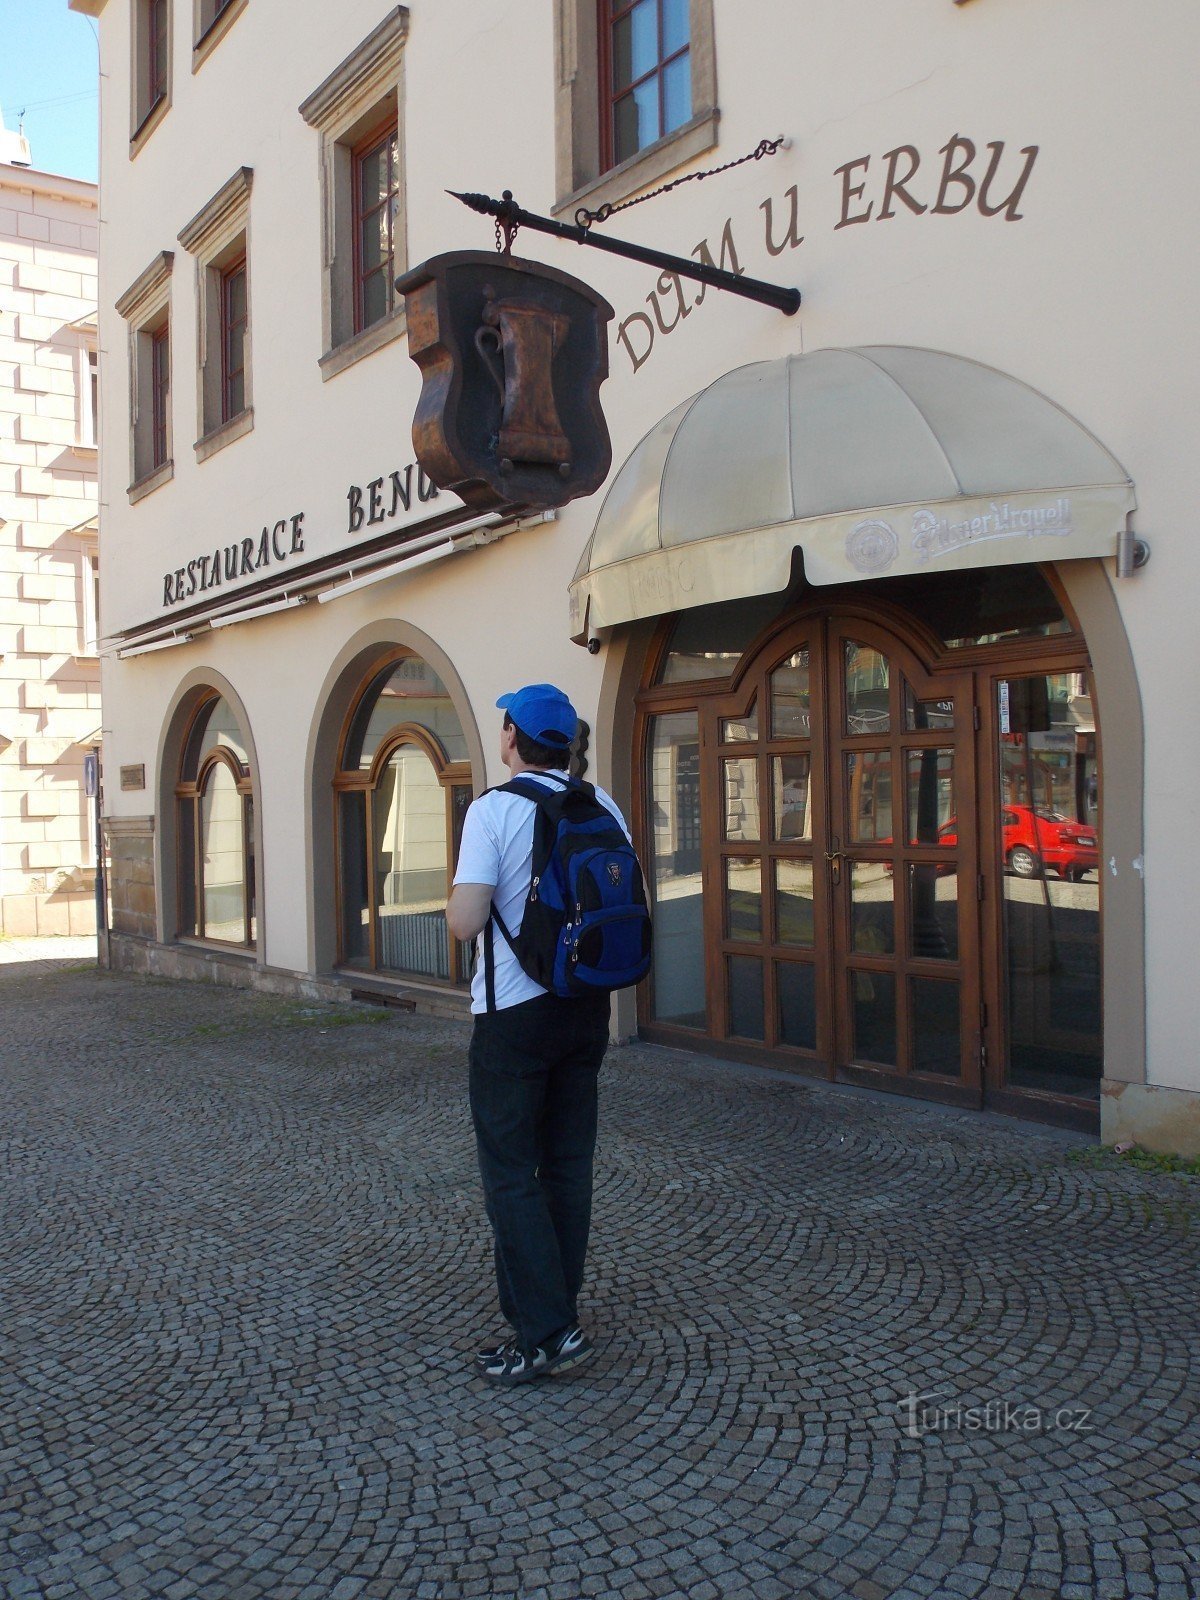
[484,772,652,1009]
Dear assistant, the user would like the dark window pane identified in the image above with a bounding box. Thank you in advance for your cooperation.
[345,656,467,771]
[658,593,785,684]
[852,970,897,1066]
[728,955,765,1041]
[906,748,954,844]
[909,863,958,960]
[178,799,197,937]
[904,684,955,730]
[778,962,816,1051]
[339,790,369,967]
[225,366,244,421]
[647,712,705,1027]
[999,676,1101,1097]
[912,978,961,1076]
[662,51,691,134]
[226,266,246,324]
[361,268,389,329]
[851,860,894,954]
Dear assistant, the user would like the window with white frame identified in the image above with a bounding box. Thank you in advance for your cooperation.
[76,343,99,449]
[115,249,175,498]
[299,8,409,379]
[552,0,716,215]
[81,548,100,656]
[177,168,254,457]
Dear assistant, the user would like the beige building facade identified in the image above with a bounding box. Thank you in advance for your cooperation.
[78,0,1199,1152]
[0,141,101,937]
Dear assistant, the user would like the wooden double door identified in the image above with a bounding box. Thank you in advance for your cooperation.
[696,615,981,1096]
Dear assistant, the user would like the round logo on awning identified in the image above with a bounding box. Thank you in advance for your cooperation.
[846,518,899,575]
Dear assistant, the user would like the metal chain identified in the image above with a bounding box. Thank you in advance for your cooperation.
[575,136,786,231]
[495,213,520,254]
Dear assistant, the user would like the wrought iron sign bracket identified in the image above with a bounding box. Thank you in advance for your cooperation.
[450,189,802,317]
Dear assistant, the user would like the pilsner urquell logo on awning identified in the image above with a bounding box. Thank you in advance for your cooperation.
[911,497,1075,562]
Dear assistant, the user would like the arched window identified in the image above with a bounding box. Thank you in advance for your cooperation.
[176,692,256,946]
[334,650,473,984]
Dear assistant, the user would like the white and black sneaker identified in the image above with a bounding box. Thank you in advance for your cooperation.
[476,1325,594,1384]
[477,1342,549,1385]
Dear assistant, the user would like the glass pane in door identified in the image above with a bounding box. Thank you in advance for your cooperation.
[852,970,897,1065]
[722,756,760,841]
[911,977,961,1076]
[200,762,245,942]
[845,642,890,735]
[997,675,1101,1097]
[372,744,449,978]
[851,860,894,953]
[647,712,706,1027]
[846,752,892,840]
[725,857,762,940]
[775,859,814,945]
[773,754,812,840]
[778,961,817,1050]
[728,955,765,1040]
[770,649,811,737]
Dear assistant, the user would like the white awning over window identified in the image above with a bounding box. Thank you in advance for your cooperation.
[569,346,1135,640]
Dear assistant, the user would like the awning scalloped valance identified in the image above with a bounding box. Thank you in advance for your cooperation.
[568,346,1136,641]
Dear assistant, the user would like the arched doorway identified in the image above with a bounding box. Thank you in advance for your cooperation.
[635,566,1102,1127]
[333,648,474,985]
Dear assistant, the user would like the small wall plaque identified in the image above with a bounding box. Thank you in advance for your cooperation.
[120,764,146,792]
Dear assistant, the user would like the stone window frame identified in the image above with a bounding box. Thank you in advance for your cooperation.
[192,0,249,73]
[79,540,101,658]
[115,248,176,502]
[177,168,255,462]
[552,0,717,219]
[299,7,410,383]
[130,0,172,156]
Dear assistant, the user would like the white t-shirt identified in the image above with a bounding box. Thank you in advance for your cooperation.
[454,771,632,1013]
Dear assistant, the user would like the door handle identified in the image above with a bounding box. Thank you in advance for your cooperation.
[823,850,844,865]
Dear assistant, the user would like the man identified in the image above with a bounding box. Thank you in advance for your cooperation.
[446,683,631,1385]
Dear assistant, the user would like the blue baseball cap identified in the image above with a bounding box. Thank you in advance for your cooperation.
[496,683,578,747]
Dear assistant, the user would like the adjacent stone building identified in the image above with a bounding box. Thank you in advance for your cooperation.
[0,120,101,936]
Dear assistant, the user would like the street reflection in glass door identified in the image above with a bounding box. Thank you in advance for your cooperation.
[996,673,1101,1096]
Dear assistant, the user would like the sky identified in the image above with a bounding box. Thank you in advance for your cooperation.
[0,0,99,182]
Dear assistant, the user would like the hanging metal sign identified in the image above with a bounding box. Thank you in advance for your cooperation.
[396,250,614,513]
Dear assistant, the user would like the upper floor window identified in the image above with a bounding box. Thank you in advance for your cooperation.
[177,167,254,458]
[601,0,691,170]
[132,0,172,147]
[354,119,400,334]
[193,0,248,70]
[150,325,170,471]
[552,0,715,216]
[115,249,175,498]
[299,7,410,379]
[220,255,248,422]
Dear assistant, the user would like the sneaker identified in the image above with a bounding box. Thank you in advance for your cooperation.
[475,1325,594,1384]
[477,1342,549,1385]
[541,1324,594,1376]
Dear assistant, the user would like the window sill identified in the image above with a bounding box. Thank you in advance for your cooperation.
[128,459,175,503]
[176,936,257,961]
[552,107,720,221]
[193,0,249,70]
[319,307,407,381]
[194,407,253,463]
[129,94,170,160]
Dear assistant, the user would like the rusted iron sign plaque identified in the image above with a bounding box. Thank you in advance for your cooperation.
[397,250,613,512]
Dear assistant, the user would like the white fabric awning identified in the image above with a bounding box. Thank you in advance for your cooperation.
[569,346,1136,640]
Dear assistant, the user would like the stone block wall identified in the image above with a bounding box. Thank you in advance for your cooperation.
[0,165,100,938]
[106,820,156,940]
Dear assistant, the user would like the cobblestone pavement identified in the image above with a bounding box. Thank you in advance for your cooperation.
[2,961,1198,1600]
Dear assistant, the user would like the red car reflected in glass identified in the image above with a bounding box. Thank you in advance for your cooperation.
[932,805,1098,880]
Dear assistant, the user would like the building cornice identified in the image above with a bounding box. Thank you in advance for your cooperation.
[67,0,107,15]
[0,165,98,206]
[298,7,409,132]
[115,251,174,323]
[178,167,254,256]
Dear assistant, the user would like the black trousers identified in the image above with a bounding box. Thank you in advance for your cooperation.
[468,991,610,1354]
